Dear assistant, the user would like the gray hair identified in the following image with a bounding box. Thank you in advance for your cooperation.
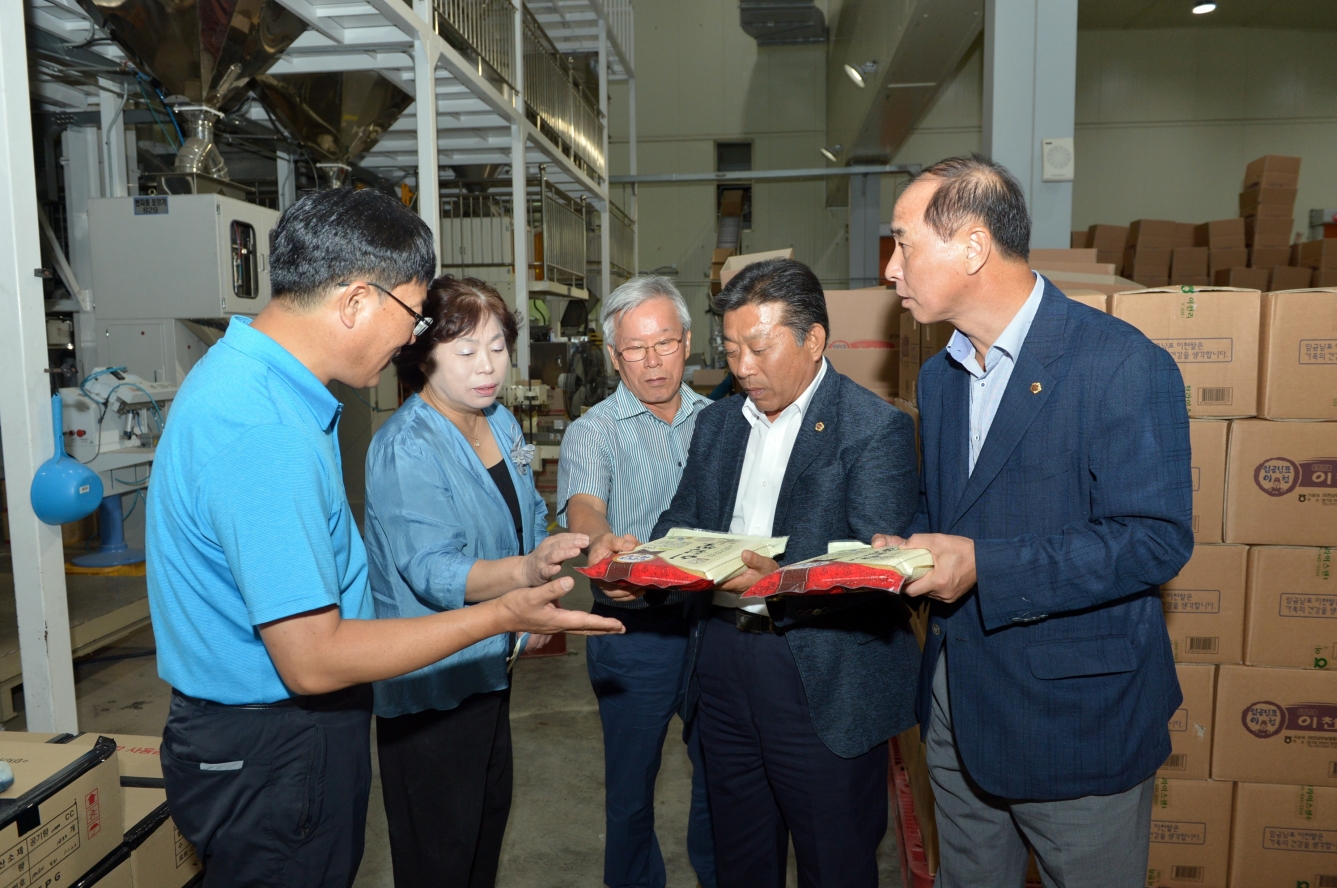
[600,275,692,348]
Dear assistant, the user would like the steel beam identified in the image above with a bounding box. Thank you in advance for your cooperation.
[611,164,921,185]
[511,0,530,381]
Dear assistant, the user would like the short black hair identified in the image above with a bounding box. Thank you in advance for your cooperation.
[269,187,436,308]
[910,154,1031,262]
[393,276,519,392]
[713,258,829,346]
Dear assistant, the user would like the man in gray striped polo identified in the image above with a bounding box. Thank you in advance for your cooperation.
[558,276,717,888]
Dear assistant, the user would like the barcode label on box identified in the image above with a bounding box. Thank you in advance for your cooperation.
[1318,876,1337,888]
[1198,387,1233,405]
[1163,754,1188,770]
[1172,865,1205,882]
[1186,636,1219,653]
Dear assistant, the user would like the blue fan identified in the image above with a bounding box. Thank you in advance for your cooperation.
[29,393,103,525]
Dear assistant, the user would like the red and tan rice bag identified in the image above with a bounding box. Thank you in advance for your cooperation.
[578,528,788,591]
[743,544,934,598]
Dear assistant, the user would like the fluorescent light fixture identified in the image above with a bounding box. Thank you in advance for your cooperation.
[1192,2,1216,12]
[820,147,839,163]
[844,64,865,88]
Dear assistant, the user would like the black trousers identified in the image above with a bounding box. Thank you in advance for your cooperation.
[696,613,889,888]
[160,686,374,888]
[376,688,514,888]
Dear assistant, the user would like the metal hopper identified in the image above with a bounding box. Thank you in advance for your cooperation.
[77,0,307,181]
[253,71,415,188]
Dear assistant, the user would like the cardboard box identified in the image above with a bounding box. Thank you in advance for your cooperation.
[920,322,954,362]
[1044,271,1145,296]
[1130,220,1180,249]
[1196,219,1247,251]
[1249,247,1292,269]
[1097,250,1125,274]
[0,735,124,886]
[1245,546,1337,669]
[1172,247,1210,279]
[1110,287,1261,418]
[1319,270,1337,287]
[1126,245,1173,272]
[1247,216,1293,249]
[1088,224,1130,253]
[1269,266,1314,291]
[898,311,921,401]
[1071,230,1089,249]
[1031,248,1096,264]
[1243,154,1302,190]
[1163,544,1244,665]
[1214,267,1271,291]
[1258,289,1337,419]
[1190,420,1229,543]
[1240,188,1299,218]
[825,347,897,400]
[1162,663,1219,778]
[1147,778,1234,888]
[1300,240,1337,271]
[1228,782,1337,888]
[1210,248,1250,276]
[109,736,202,888]
[1033,261,1118,277]
[825,288,899,349]
[719,248,795,288]
[1175,223,1197,249]
[1213,664,1337,784]
[1225,419,1337,546]
[1062,289,1108,312]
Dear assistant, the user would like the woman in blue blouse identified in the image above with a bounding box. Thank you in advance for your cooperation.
[363,276,587,887]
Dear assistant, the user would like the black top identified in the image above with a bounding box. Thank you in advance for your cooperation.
[486,459,524,551]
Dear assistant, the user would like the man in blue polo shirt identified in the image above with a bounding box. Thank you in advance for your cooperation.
[147,188,621,888]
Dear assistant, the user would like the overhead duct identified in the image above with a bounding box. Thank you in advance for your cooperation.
[253,71,415,188]
[740,0,827,45]
[76,0,307,181]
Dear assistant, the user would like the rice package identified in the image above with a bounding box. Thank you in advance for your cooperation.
[743,544,934,599]
[578,528,788,591]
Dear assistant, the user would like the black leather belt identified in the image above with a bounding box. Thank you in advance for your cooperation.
[593,601,688,623]
[712,606,778,635]
[172,685,371,712]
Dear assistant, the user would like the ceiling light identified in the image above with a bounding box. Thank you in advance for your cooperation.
[1192,2,1216,13]
[844,64,865,88]
[820,146,839,163]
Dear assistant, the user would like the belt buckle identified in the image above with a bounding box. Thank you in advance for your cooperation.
[734,609,774,634]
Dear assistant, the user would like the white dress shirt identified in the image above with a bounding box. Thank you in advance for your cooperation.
[944,272,1045,474]
[715,359,829,613]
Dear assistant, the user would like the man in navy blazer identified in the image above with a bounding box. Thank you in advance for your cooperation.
[651,258,920,888]
[875,155,1194,887]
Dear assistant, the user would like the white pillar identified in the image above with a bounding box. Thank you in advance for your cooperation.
[0,2,80,733]
[849,173,880,288]
[627,75,638,277]
[511,0,530,379]
[412,30,441,257]
[99,77,127,198]
[598,19,611,302]
[63,128,99,376]
[982,0,1076,249]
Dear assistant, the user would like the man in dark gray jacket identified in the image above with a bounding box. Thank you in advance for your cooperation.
[652,258,920,888]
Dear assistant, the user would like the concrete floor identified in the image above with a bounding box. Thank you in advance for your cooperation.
[6,572,904,887]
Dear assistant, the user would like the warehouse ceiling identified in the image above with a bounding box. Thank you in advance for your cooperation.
[1080,0,1337,30]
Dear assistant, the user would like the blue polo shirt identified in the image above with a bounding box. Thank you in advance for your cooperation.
[146,316,372,703]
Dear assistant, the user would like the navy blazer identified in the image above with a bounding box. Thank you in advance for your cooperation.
[913,279,1194,800]
[654,365,921,758]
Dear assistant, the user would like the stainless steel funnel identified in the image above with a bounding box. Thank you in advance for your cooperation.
[78,0,307,179]
[253,71,415,187]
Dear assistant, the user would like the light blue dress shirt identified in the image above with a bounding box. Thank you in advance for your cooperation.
[363,394,547,718]
[944,272,1046,474]
[147,316,372,704]
[556,382,711,609]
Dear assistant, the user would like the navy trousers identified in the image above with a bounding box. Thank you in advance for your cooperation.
[696,612,889,888]
[587,603,717,888]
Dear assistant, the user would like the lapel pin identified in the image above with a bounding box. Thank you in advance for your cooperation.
[1030,382,1042,394]
[815,421,825,432]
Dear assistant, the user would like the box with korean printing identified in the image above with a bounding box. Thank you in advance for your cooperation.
[1162,663,1218,779]
[1228,782,1337,888]
[1190,420,1228,543]
[1245,546,1337,669]
[1146,778,1233,888]
[1109,288,1261,418]
[109,736,201,888]
[1212,664,1337,785]
[1258,289,1337,419]
[1163,545,1244,663]
[1224,420,1337,547]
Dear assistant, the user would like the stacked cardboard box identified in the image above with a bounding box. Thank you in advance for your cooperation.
[1239,157,1301,294]
[708,248,734,296]
[1125,220,1177,287]
[822,287,901,401]
[1298,239,1337,287]
[1088,224,1130,273]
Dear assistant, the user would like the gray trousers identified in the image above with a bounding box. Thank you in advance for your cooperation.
[926,653,1153,888]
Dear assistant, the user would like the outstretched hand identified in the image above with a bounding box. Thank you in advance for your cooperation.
[717,550,780,593]
[522,532,590,586]
[496,577,625,636]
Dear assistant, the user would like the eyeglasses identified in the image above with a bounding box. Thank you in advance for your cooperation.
[618,337,683,363]
[340,280,433,338]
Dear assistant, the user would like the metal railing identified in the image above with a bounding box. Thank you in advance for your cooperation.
[432,0,517,90]
[601,0,634,72]
[529,166,586,289]
[522,6,606,181]
[440,182,514,278]
[607,200,634,279]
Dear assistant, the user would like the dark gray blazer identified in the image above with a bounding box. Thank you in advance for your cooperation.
[653,365,920,758]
